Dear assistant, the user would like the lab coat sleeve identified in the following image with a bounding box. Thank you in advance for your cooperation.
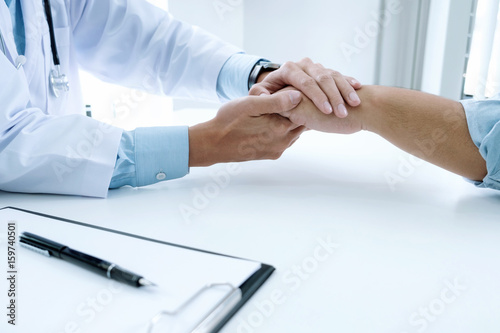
[217,53,265,101]
[69,0,242,101]
[461,97,500,190]
[0,54,123,197]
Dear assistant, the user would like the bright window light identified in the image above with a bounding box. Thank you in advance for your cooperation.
[79,0,172,130]
[464,0,500,98]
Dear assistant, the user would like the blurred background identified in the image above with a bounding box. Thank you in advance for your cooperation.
[79,0,498,129]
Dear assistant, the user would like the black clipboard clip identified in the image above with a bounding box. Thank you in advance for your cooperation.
[147,283,242,333]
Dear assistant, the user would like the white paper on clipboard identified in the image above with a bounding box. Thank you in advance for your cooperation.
[0,208,262,333]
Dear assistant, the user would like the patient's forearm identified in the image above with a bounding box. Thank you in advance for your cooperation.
[291,86,487,181]
[360,86,486,181]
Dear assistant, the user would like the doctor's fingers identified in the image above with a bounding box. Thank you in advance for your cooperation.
[262,123,306,160]
[265,113,304,137]
[261,59,333,115]
[248,89,303,117]
[344,76,362,90]
[287,126,307,148]
[298,59,361,118]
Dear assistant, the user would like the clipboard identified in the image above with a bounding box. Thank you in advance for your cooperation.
[0,207,275,333]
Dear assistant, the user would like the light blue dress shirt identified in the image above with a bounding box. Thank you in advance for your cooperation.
[461,96,500,191]
[109,53,262,188]
[4,0,25,55]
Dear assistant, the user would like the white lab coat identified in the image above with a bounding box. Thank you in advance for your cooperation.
[0,0,240,197]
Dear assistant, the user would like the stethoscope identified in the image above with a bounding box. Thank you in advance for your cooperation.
[0,17,26,69]
[43,0,69,97]
[0,0,69,97]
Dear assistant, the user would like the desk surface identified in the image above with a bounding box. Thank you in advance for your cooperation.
[1,109,500,333]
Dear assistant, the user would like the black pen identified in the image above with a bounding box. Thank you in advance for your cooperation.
[19,232,156,288]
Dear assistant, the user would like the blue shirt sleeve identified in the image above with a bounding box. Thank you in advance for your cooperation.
[111,53,265,188]
[216,53,265,101]
[110,127,189,189]
[461,96,500,190]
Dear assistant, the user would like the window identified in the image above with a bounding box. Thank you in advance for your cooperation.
[463,0,500,99]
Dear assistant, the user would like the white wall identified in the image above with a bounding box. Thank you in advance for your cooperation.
[421,0,451,95]
[82,0,475,124]
[169,0,382,89]
[168,0,244,48]
[377,0,430,89]
[242,0,381,84]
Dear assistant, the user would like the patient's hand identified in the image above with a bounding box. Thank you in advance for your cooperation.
[279,87,364,135]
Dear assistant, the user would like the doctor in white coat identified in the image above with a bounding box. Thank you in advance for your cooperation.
[0,0,361,197]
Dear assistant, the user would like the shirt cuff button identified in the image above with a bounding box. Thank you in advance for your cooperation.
[156,172,166,181]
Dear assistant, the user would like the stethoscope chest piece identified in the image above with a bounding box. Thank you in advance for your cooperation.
[44,0,69,98]
[49,65,69,98]
[1,0,69,98]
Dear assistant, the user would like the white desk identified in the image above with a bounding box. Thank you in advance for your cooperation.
[1,110,500,333]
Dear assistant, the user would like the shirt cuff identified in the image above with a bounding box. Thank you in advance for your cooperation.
[461,97,500,190]
[216,53,266,101]
[110,127,189,188]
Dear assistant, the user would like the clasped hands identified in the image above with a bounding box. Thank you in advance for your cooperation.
[188,58,364,167]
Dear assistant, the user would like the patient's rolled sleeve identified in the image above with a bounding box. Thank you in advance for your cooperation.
[461,97,500,190]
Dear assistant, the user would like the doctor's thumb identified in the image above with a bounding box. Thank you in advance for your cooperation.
[255,90,302,116]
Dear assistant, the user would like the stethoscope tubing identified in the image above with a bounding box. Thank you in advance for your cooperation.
[0,0,68,96]
[0,0,60,65]
[43,0,60,66]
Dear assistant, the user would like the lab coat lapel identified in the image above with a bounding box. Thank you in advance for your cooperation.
[20,0,47,85]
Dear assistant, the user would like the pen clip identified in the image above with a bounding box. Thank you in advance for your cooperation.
[20,241,51,257]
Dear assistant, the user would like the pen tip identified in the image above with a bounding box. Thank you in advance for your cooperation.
[139,278,157,287]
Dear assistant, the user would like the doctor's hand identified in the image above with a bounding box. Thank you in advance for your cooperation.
[188,90,306,167]
[249,58,362,118]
